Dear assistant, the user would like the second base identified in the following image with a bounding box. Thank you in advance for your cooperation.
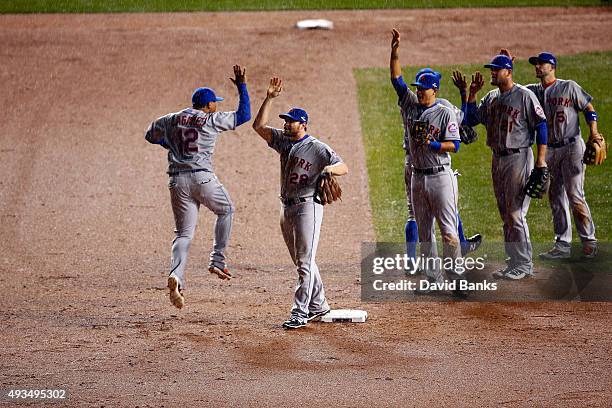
[320,309,368,323]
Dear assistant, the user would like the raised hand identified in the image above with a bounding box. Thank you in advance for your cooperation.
[470,71,485,94]
[267,77,282,98]
[499,48,515,62]
[230,65,246,85]
[452,70,467,91]
[391,28,400,50]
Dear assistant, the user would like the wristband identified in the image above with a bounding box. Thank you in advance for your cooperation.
[428,141,441,151]
[585,111,598,123]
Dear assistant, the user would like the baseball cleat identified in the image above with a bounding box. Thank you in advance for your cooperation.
[492,267,531,280]
[282,317,307,329]
[462,234,483,256]
[538,247,571,260]
[582,245,598,259]
[208,265,232,280]
[167,275,185,309]
[307,309,331,322]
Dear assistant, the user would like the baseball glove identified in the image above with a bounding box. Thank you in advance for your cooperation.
[459,125,478,144]
[583,134,607,165]
[524,166,550,199]
[315,172,342,205]
[411,120,430,146]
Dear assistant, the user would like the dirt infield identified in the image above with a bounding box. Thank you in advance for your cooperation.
[1,7,611,407]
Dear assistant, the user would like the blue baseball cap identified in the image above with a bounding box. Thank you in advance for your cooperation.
[411,72,440,90]
[279,107,308,123]
[529,52,557,66]
[484,55,513,70]
[415,68,441,82]
[192,87,223,107]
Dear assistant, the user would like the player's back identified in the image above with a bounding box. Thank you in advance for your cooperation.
[158,108,237,173]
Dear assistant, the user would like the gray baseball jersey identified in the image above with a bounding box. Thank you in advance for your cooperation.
[398,91,462,279]
[527,79,596,251]
[475,84,546,275]
[399,90,460,167]
[476,84,546,150]
[268,128,342,324]
[145,108,237,174]
[268,128,342,200]
[145,107,237,290]
[526,79,592,144]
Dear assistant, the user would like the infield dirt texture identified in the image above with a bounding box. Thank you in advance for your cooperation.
[1,7,611,407]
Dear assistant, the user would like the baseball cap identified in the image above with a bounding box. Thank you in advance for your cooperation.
[528,52,557,66]
[415,68,442,82]
[192,87,224,106]
[279,107,308,123]
[484,55,513,70]
[411,72,440,90]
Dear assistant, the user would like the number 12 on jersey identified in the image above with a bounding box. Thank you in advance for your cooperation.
[174,127,198,158]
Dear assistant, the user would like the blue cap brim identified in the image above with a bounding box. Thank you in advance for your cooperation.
[410,81,436,89]
[215,96,224,102]
[484,63,511,69]
[279,114,304,123]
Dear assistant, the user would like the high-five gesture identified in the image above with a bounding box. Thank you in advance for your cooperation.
[230,65,246,85]
[391,28,400,51]
[468,71,485,102]
[452,71,467,92]
[267,77,283,99]
[390,28,402,79]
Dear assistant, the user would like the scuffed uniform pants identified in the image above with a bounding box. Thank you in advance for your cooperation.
[492,147,533,274]
[281,200,329,323]
[547,138,596,248]
[411,166,462,282]
[168,171,234,289]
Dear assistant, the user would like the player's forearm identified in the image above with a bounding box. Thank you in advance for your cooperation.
[584,104,599,137]
[390,48,401,79]
[235,83,251,126]
[429,141,459,153]
[253,96,273,131]
[535,144,547,167]
[463,103,479,126]
[324,162,348,176]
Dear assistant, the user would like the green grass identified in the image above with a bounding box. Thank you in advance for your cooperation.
[355,51,612,244]
[0,0,606,13]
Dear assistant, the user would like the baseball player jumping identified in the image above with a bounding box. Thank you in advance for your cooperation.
[389,29,481,277]
[252,77,348,329]
[524,52,603,259]
[460,54,548,280]
[145,65,251,309]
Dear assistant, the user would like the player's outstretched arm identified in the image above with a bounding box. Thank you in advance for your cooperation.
[452,71,468,104]
[230,65,251,126]
[252,77,282,144]
[390,28,402,79]
[468,71,484,103]
[389,28,408,99]
[462,72,484,127]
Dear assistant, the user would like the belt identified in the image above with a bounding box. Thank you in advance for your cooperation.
[412,165,446,175]
[548,137,576,148]
[281,196,315,206]
[492,148,520,157]
[167,168,210,176]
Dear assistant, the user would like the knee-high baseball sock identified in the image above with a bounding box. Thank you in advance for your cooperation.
[405,220,418,259]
